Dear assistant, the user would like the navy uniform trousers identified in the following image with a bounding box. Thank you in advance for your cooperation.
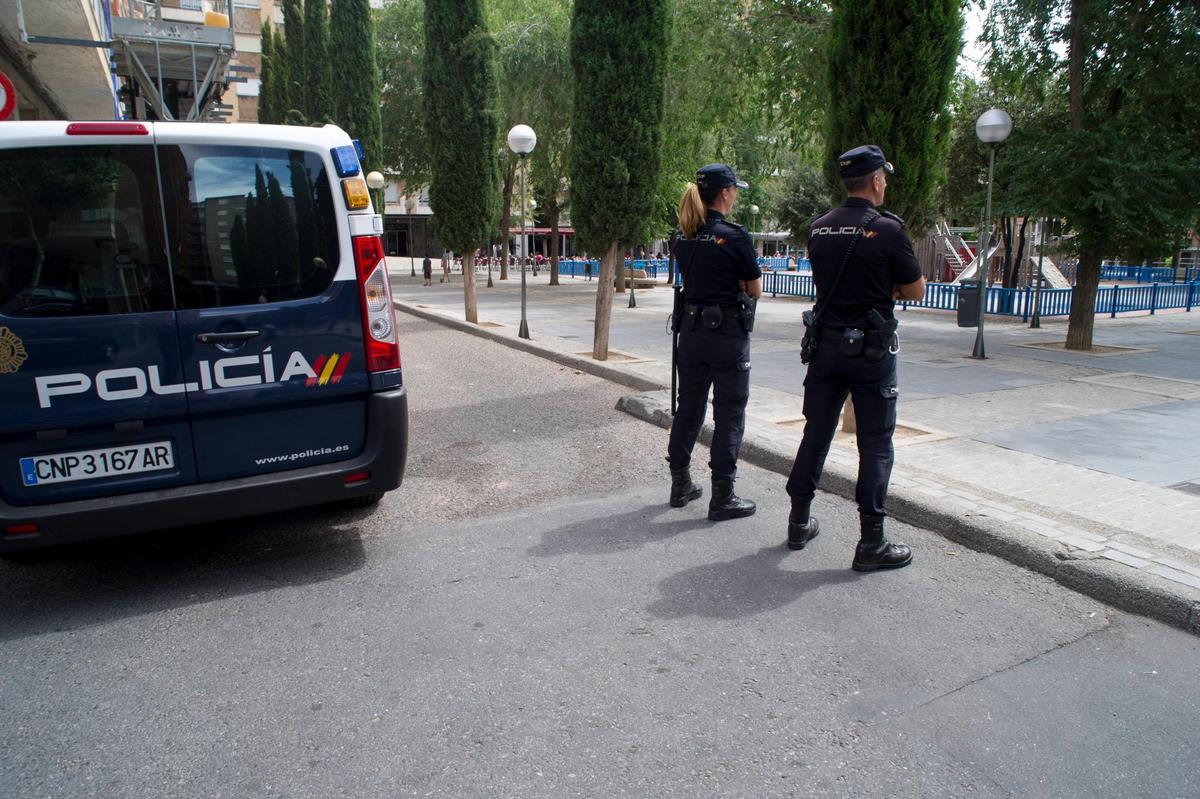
[786,341,899,517]
[667,316,751,480]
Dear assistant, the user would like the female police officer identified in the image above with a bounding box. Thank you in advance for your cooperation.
[667,164,763,521]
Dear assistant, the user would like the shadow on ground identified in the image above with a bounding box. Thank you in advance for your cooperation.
[0,503,372,642]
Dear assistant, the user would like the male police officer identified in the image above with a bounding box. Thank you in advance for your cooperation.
[785,145,926,571]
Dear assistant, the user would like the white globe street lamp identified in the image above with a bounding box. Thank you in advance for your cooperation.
[971,108,1013,359]
[749,204,760,256]
[508,124,536,339]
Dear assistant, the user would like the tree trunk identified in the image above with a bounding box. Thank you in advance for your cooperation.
[614,251,626,293]
[1065,248,1101,350]
[462,251,478,324]
[1068,0,1085,131]
[499,161,515,280]
[592,241,619,359]
[1012,216,1029,287]
[548,206,561,286]
[1001,216,1014,288]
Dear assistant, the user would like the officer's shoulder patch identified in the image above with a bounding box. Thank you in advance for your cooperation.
[716,219,745,231]
[880,210,906,227]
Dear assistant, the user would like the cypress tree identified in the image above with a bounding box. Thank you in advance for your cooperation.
[258,21,276,124]
[281,0,306,123]
[331,0,383,173]
[823,0,962,235]
[422,0,501,325]
[569,0,670,359]
[303,0,335,125]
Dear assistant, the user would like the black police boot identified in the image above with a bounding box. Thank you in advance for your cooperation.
[787,500,820,551]
[669,466,703,508]
[851,513,912,572]
[708,478,757,521]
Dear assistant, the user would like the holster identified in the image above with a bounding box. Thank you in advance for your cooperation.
[737,290,757,333]
[801,309,818,364]
[864,309,899,363]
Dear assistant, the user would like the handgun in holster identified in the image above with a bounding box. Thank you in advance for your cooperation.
[864,309,899,363]
[737,290,757,333]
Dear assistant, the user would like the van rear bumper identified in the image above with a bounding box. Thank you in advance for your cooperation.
[0,387,408,553]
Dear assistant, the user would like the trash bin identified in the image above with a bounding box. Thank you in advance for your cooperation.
[957,279,981,327]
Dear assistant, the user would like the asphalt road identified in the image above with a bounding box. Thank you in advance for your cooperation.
[1,312,1197,798]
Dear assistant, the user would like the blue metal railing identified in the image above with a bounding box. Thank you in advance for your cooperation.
[1100,265,1175,283]
[764,273,1200,318]
[757,256,811,271]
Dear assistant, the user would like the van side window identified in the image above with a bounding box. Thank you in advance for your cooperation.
[0,146,173,317]
[158,145,339,309]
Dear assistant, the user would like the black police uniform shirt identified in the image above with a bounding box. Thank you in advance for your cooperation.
[808,197,922,330]
[676,209,761,307]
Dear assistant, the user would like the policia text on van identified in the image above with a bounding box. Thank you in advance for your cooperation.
[0,121,408,552]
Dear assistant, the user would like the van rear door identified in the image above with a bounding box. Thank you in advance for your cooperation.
[0,126,199,506]
[154,130,369,481]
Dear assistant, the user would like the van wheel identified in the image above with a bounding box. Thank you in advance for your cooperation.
[336,492,384,509]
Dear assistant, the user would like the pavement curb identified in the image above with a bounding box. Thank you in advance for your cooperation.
[395,300,666,394]
[616,391,1200,637]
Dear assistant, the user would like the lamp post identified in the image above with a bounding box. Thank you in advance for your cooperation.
[971,108,1013,359]
[406,195,418,277]
[366,170,388,258]
[749,204,759,257]
[1031,217,1046,328]
[507,124,536,339]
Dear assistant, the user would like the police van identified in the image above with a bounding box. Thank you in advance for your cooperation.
[0,121,407,552]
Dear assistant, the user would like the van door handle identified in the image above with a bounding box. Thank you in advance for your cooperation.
[196,330,261,344]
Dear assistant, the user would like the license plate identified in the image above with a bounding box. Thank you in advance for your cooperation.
[20,441,175,487]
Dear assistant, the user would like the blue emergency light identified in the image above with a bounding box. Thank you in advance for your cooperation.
[331,145,361,177]
[352,139,365,160]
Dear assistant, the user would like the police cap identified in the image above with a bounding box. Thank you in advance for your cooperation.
[696,163,749,190]
[837,145,895,178]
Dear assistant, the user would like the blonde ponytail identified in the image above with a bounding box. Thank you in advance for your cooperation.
[678,182,706,239]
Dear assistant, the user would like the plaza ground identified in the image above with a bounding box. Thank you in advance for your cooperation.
[389,258,1200,632]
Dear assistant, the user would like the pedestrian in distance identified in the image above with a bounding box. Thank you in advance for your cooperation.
[785,145,926,571]
[422,255,432,286]
[440,251,449,283]
[667,163,763,521]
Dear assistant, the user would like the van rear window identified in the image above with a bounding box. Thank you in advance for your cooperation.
[0,146,173,317]
[158,145,340,309]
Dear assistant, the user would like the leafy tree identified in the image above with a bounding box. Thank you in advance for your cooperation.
[824,0,963,235]
[258,21,278,124]
[776,161,831,247]
[570,0,670,359]
[982,0,1200,350]
[376,0,431,189]
[493,0,572,285]
[303,0,335,125]
[424,0,502,324]
[331,0,384,173]
[281,0,306,123]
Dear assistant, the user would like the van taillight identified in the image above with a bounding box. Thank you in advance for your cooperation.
[353,235,400,372]
[66,122,149,136]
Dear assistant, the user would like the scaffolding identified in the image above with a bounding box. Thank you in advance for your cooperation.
[15,0,245,122]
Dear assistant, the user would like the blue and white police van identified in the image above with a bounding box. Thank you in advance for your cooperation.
[0,121,407,552]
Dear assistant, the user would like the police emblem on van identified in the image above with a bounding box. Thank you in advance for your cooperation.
[0,327,28,374]
[33,348,350,408]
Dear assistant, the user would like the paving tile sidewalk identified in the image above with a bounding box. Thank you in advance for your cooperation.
[388,258,1200,632]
